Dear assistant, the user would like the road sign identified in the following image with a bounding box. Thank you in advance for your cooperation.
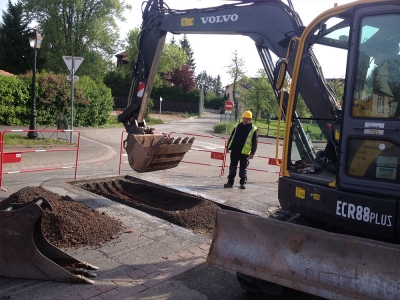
[211,152,224,160]
[67,75,79,81]
[225,101,234,111]
[62,56,84,74]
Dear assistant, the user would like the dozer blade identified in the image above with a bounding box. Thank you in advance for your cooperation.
[124,133,194,173]
[207,209,400,299]
[0,197,98,284]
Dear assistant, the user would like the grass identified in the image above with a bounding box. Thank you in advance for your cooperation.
[4,134,72,147]
[214,118,325,140]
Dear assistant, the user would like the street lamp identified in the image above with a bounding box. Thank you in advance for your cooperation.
[199,74,205,117]
[159,97,163,119]
[27,29,43,139]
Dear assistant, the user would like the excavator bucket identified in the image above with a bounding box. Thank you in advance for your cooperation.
[0,197,98,284]
[124,133,194,173]
[207,209,400,299]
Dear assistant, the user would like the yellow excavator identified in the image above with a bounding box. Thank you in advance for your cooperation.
[122,0,400,298]
[2,1,400,296]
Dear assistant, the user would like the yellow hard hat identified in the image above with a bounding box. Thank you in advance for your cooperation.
[242,110,252,119]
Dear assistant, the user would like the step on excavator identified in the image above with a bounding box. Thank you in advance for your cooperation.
[0,198,98,283]
[128,0,400,298]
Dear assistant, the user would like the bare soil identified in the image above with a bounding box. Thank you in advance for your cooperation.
[75,178,219,236]
[0,186,122,249]
[0,177,219,249]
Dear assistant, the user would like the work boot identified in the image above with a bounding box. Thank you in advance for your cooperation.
[224,182,233,188]
[239,184,246,189]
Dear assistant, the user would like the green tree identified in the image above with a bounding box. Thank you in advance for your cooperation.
[154,43,188,88]
[20,0,131,80]
[226,50,246,121]
[328,79,345,103]
[179,34,195,71]
[126,27,140,64]
[240,70,277,123]
[0,0,31,74]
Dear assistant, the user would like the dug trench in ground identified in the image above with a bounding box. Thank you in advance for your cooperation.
[72,175,249,238]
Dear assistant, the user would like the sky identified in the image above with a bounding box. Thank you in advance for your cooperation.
[0,0,355,85]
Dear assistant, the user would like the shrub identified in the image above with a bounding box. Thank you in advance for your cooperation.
[76,77,114,126]
[0,76,30,125]
[213,122,235,134]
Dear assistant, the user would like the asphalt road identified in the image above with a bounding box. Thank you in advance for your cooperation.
[0,112,323,300]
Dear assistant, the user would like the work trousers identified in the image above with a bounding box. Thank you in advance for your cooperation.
[227,152,249,185]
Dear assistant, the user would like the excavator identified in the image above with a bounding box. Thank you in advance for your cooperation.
[2,0,400,296]
[118,0,400,298]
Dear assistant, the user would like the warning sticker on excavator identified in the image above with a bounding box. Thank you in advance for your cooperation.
[137,82,145,98]
[181,18,194,26]
[295,187,305,199]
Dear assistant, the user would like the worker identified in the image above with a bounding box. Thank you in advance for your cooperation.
[224,110,258,189]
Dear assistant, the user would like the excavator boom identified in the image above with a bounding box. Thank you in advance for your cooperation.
[119,0,342,173]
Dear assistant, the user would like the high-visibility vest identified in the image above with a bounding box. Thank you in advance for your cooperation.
[228,124,257,155]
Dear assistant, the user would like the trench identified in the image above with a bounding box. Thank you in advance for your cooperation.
[73,175,247,237]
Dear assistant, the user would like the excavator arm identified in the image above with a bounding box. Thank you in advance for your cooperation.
[118,0,341,173]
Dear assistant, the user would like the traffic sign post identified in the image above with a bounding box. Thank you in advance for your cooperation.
[63,56,84,143]
[224,101,234,134]
[224,101,234,111]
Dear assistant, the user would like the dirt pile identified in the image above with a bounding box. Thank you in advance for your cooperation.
[0,186,122,248]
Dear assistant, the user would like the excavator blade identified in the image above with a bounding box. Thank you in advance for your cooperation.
[124,133,194,173]
[0,198,98,284]
[207,209,400,299]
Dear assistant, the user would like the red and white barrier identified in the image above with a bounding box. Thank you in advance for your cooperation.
[0,129,81,191]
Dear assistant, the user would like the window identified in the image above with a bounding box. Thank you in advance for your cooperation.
[352,14,400,118]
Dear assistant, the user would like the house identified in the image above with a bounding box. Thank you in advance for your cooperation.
[0,70,14,76]
[223,80,252,102]
[115,51,129,67]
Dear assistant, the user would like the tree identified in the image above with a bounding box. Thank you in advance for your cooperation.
[0,0,31,74]
[20,0,131,80]
[154,43,188,88]
[240,70,276,123]
[328,79,345,103]
[126,27,140,66]
[179,34,196,71]
[226,50,246,121]
[171,64,196,92]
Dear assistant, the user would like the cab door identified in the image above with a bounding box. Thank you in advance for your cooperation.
[338,5,400,197]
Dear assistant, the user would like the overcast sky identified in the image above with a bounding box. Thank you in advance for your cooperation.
[0,0,355,85]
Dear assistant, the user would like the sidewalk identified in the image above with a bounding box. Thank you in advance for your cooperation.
[0,178,220,300]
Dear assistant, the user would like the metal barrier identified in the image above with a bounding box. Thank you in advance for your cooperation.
[168,132,228,178]
[118,131,283,179]
[0,129,80,191]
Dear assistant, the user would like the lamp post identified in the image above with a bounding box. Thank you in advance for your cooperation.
[199,74,205,117]
[159,97,163,119]
[27,29,43,139]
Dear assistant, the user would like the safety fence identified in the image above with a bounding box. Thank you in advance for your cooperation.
[0,129,80,191]
[119,131,282,178]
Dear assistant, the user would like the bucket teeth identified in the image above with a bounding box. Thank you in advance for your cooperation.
[188,137,195,143]
[181,137,189,144]
[173,137,182,144]
[164,137,174,144]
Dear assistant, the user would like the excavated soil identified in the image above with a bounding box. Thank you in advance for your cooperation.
[75,178,219,236]
[0,186,122,249]
[0,178,219,249]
